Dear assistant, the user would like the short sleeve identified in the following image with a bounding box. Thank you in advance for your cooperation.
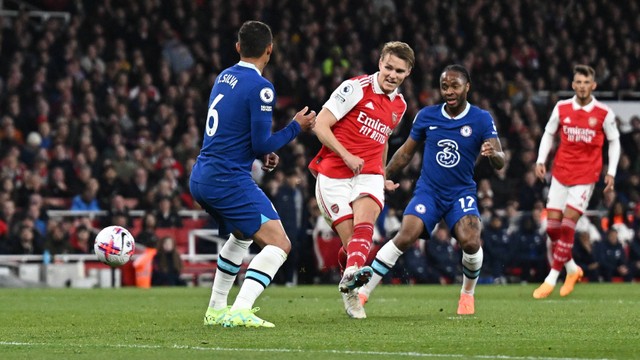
[482,112,499,140]
[323,79,364,121]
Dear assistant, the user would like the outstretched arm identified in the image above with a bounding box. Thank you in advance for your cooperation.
[251,106,316,155]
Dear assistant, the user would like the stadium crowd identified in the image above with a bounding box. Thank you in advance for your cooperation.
[0,0,639,285]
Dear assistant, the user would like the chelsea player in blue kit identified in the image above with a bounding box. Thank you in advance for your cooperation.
[191,21,316,328]
[359,65,505,315]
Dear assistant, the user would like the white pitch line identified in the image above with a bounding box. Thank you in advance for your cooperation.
[0,341,614,360]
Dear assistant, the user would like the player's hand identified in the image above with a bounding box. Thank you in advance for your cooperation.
[480,140,495,157]
[603,174,615,193]
[384,180,399,192]
[261,153,279,172]
[534,163,546,180]
[343,153,364,175]
[293,106,317,131]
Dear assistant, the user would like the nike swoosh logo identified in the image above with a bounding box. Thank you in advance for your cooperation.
[429,126,438,130]
[463,208,476,212]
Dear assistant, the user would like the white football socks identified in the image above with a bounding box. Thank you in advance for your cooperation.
[461,248,483,295]
[209,234,251,309]
[359,240,403,298]
[544,269,560,286]
[564,258,578,274]
[231,245,287,311]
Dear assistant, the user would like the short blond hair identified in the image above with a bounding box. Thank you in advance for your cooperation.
[380,41,415,69]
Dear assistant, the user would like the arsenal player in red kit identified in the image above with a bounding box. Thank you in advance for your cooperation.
[309,41,414,318]
[533,65,621,299]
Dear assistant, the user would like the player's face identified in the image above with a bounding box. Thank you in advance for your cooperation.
[440,71,469,111]
[572,73,596,102]
[377,54,411,94]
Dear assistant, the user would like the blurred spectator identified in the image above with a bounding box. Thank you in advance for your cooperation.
[44,220,72,256]
[46,166,74,198]
[1,200,18,236]
[425,226,459,284]
[9,223,44,255]
[595,228,630,282]
[151,236,186,286]
[48,144,75,182]
[15,172,46,209]
[482,213,511,284]
[70,178,101,211]
[124,167,152,209]
[322,46,350,78]
[20,132,43,168]
[603,200,635,246]
[106,194,131,227]
[97,164,125,209]
[153,195,182,228]
[273,168,304,286]
[136,212,160,249]
[111,144,137,184]
[572,231,600,282]
[518,170,544,211]
[511,215,547,283]
[70,224,97,254]
[310,198,342,284]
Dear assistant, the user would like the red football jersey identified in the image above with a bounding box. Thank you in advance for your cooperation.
[546,96,619,185]
[308,74,407,178]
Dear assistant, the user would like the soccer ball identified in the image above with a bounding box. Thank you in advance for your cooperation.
[94,226,136,267]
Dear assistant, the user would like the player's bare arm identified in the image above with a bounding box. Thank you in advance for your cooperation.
[382,141,399,192]
[603,175,615,193]
[313,107,364,175]
[385,137,420,189]
[480,138,505,170]
[293,106,317,131]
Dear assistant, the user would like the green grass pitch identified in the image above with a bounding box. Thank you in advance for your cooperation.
[0,283,638,359]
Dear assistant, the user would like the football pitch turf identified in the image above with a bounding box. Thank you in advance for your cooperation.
[0,284,637,359]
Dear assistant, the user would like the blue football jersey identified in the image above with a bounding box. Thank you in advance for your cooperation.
[410,103,498,199]
[191,62,278,183]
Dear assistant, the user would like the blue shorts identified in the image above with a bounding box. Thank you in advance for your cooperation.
[190,177,279,238]
[403,189,480,235]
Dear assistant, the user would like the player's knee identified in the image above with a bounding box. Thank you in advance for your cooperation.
[461,241,481,254]
[393,230,419,251]
[274,237,292,254]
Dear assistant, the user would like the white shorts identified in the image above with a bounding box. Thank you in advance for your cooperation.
[315,173,385,227]
[546,176,595,214]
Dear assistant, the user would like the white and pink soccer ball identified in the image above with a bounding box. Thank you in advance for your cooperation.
[94,226,136,267]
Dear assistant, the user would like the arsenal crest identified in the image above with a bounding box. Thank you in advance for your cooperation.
[392,113,398,125]
[331,203,340,214]
[588,117,598,127]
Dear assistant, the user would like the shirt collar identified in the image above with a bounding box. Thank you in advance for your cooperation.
[238,61,261,76]
[372,72,399,101]
[441,102,471,119]
[571,95,596,112]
